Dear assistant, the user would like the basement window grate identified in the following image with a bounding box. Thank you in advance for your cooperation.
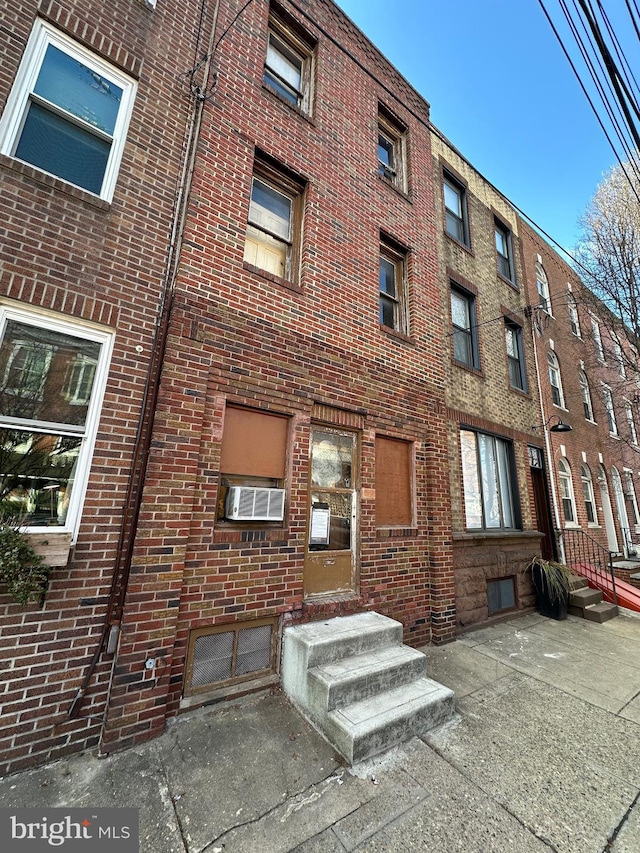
[185,617,277,695]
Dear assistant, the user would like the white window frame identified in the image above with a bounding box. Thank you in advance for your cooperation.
[535,262,551,314]
[567,292,581,336]
[579,370,594,421]
[581,465,598,526]
[0,304,113,539]
[558,458,578,527]
[602,384,618,436]
[613,335,626,378]
[0,20,136,202]
[377,107,407,193]
[591,314,605,362]
[460,428,519,531]
[624,469,640,528]
[625,400,638,445]
[547,350,565,409]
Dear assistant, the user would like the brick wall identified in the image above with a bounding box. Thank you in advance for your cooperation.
[0,0,206,775]
[519,219,640,561]
[100,0,456,752]
[430,134,543,631]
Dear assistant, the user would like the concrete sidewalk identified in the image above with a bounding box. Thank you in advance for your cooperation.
[2,611,640,852]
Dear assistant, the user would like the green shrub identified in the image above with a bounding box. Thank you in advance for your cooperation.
[0,526,51,605]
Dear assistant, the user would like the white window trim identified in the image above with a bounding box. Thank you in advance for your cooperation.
[0,303,114,540]
[0,20,137,202]
[602,383,618,436]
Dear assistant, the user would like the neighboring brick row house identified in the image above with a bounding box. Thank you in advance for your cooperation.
[2,0,639,774]
[519,220,640,575]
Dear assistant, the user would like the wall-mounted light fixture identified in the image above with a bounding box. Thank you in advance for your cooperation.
[532,415,573,433]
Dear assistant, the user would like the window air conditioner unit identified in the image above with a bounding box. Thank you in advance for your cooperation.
[225,486,286,521]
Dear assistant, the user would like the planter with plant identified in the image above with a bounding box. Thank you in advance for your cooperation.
[0,523,52,606]
[526,555,573,620]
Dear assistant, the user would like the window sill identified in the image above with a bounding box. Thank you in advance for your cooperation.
[376,173,411,202]
[261,82,315,125]
[508,384,530,398]
[242,261,302,293]
[452,357,483,377]
[609,433,621,440]
[497,271,518,290]
[213,527,289,544]
[379,324,414,345]
[0,154,111,210]
[25,532,72,567]
[444,230,473,255]
[376,527,418,538]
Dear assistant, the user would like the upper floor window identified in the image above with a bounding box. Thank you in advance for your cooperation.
[451,285,479,369]
[591,315,605,362]
[0,305,113,534]
[568,292,581,336]
[547,350,565,408]
[263,8,314,114]
[624,470,640,527]
[579,370,594,421]
[377,105,407,192]
[379,239,408,334]
[0,20,136,202]
[443,172,469,246]
[460,429,519,530]
[505,320,526,391]
[243,155,305,282]
[613,335,626,377]
[535,262,551,313]
[602,384,618,435]
[495,220,515,282]
[558,458,577,525]
[581,465,598,524]
[625,401,638,445]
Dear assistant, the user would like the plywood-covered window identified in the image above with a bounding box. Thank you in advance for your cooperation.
[375,436,413,526]
[218,406,288,520]
[220,406,288,479]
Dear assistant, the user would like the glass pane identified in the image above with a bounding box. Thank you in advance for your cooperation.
[263,70,298,105]
[311,431,353,488]
[34,44,122,135]
[445,210,464,242]
[479,433,500,528]
[15,101,110,194]
[266,36,302,91]
[460,430,482,528]
[0,428,82,526]
[453,329,472,364]
[444,182,461,216]
[0,320,101,426]
[451,291,470,330]
[487,578,515,614]
[495,229,507,256]
[378,135,394,174]
[249,179,291,240]
[380,294,396,328]
[379,257,396,297]
[310,490,352,550]
[505,326,517,358]
[192,632,233,686]
[496,439,514,527]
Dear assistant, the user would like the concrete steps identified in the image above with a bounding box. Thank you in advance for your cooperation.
[282,611,455,765]
[568,576,618,623]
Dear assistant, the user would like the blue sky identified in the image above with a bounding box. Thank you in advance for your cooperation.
[336,0,630,253]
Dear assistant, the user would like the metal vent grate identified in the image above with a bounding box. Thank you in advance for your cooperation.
[236,624,272,675]
[186,618,277,695]
[191,631,234,687]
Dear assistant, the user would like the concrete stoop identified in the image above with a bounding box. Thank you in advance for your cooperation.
[568,576,618,623]
[281,611,455,764]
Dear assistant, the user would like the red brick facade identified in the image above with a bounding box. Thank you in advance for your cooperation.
[0,0,211,775]
[519,219,640,566]
[100,0,457,753]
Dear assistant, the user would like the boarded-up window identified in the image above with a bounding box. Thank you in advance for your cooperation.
[220,406,288,478]
[375,436,412,526]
